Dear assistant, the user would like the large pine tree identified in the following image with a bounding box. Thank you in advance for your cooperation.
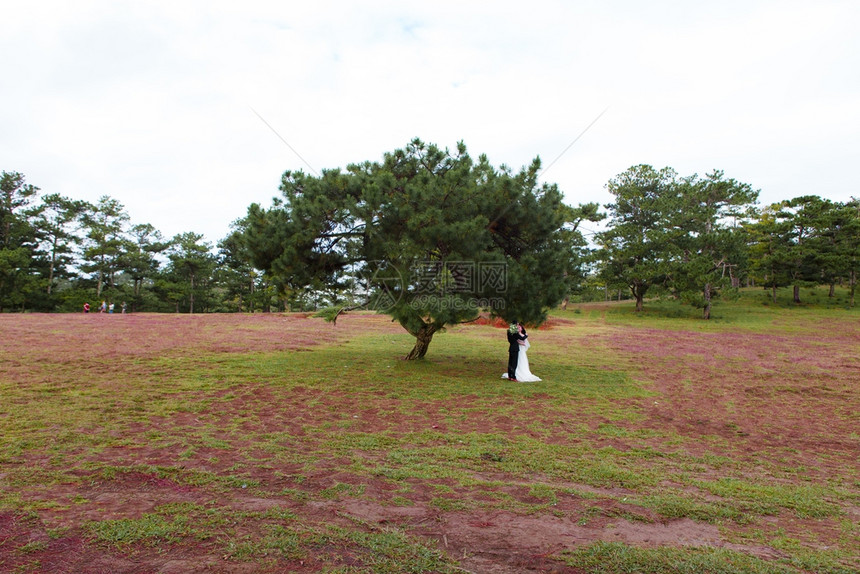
[244,139,584,359]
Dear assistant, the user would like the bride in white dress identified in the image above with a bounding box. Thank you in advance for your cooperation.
[502,325,542,382]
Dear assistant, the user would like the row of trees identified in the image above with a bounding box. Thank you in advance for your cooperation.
[3,140,859,347]
[236,140,858,358]
[0,171,272,313]
[595,164,859,317]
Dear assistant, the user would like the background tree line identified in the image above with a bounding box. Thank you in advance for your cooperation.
[2,148,858,317]
[592,165,860,315]
[0,171,275,313]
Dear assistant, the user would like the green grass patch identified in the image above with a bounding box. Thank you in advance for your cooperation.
[560,541,800,574]
[86,513,188,546]
[637,492,751,524]
[694,478,842,519]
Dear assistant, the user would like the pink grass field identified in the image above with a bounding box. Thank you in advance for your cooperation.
[1,310,859,573]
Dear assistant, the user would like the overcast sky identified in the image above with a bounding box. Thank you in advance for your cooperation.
[3,0,858,244]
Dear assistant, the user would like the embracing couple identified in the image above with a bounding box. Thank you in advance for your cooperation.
[502,322,541,382]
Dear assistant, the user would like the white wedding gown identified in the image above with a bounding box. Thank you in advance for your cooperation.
[501,339,541,382]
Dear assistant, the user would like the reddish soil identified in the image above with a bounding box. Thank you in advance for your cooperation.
[0,311,858,573]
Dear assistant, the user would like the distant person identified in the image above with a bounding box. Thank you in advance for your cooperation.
[121,301,127,314]
[83,302,90,313]
[99,300,107,313]
[108,302,115,314]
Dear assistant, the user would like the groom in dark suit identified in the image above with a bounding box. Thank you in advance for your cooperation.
[507,322,526,381]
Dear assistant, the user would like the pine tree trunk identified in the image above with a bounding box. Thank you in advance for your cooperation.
[793,284,801,304]
[729,265,739,288]
[404,322,440,360]
[47,237,57,294]
[703,283,712,319]
[850,270,856,308]
[631,281,645,311]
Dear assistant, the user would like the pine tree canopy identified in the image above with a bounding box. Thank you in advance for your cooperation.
[244,139,585,359]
